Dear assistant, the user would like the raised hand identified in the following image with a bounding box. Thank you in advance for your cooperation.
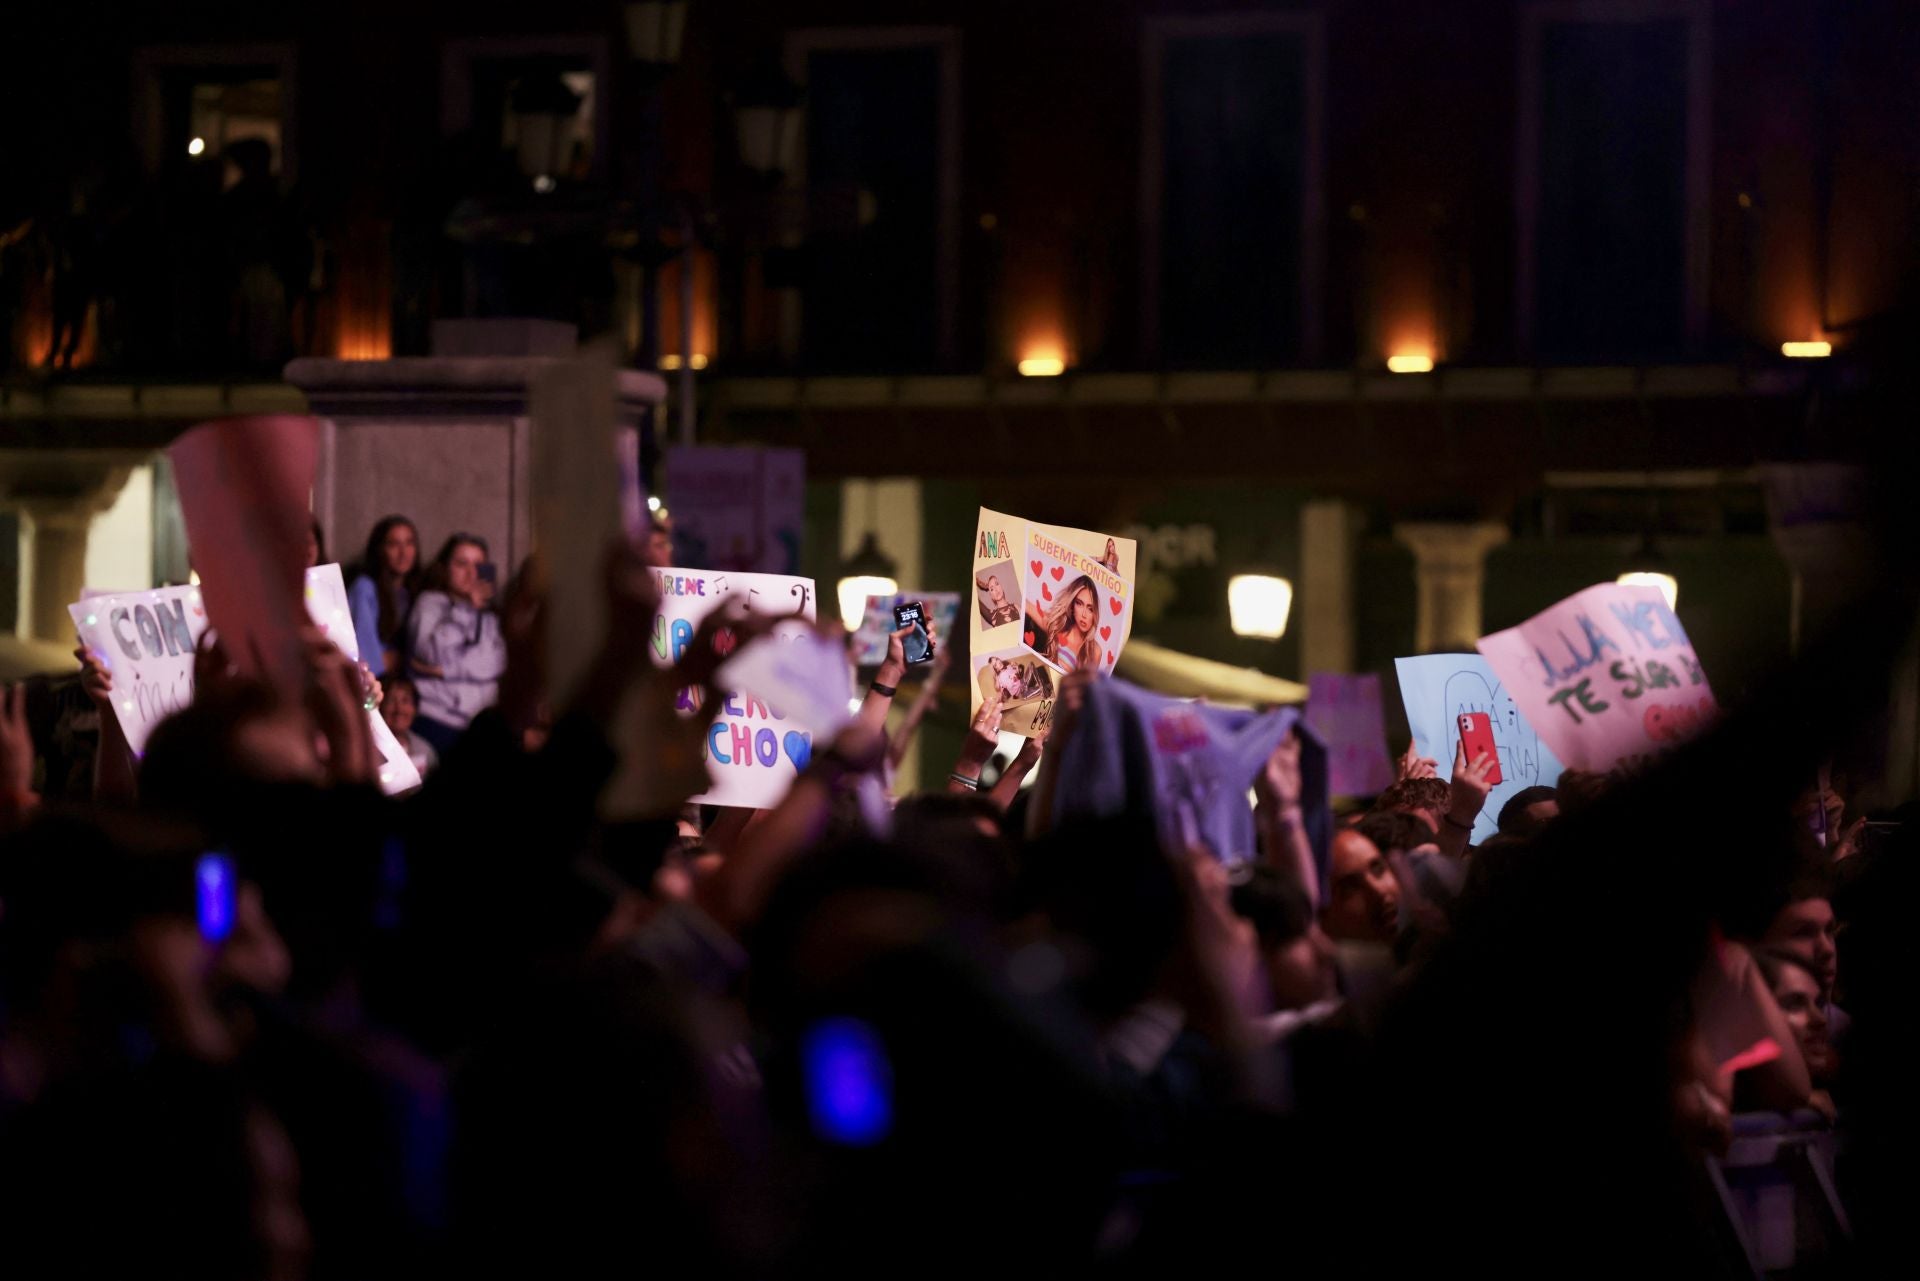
[1,684,33,800]
[1397,739,1439,781]
[1446,739,1496,827]
[1256,729,1305,812]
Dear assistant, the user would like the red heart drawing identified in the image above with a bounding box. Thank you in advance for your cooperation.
[1099,625,1111,641]
[1108,596,1123,615]
[1029,560,1043,578]
[1023,630,1036,647]
[1040,582,1053,602]
[1050,566,1064,582]
[1105,653,1116,668]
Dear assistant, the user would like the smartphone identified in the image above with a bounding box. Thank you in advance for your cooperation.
[893,600,934,665]
[477,562,498,586]
[1457,712,1504,785]
[196,853,237,945]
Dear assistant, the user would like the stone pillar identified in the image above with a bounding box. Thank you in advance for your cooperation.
[1300,499,1356,674]
[0,460,134,642]
[287,322,664,576]
[1760,464,1874,655]
[1393,521,1509,653]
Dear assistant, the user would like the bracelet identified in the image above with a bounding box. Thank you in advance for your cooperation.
[869,680,898,698]
[1441,813,1474,832]
[948,772,981,791]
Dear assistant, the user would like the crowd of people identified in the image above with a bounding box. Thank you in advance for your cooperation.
[0,504,1908,1279]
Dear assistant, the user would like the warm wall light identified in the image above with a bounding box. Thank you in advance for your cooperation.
[1781,340,1832,359]
[1017,356,1065,377]
[1387,353,1435,374]
[658,354,709,370]
[1228,574,1294,640]
[1617,571,1679,611]
[187,136,206,156]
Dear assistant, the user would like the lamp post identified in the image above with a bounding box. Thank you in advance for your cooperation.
[836,531,899,632]
[624,1,690,70]
[731,61,806,185]
[507,68,584,191]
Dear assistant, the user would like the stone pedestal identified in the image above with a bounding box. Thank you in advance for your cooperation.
[1393,521,1510,653]
[287,341,665,576]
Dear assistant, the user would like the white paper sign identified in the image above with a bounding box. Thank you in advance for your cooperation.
[650,566,820,808]
[70,565,422,795]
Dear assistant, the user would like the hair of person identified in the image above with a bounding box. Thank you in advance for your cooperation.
[1376,776,1450,816]
[1041,574,1102,669]
[1386,775,1451,816]
[358,514,422,644]
[1753,945,1824,994]
[1497,785,1560,837]
[420,532,489,595]
[1354,809,1432,857]
[1229,863,1315,950]
[384,673,419,700]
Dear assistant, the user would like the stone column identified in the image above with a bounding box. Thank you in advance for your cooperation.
[1393,521,1509,653]
[1760,463,1874,655]
[1300,499,1356,674]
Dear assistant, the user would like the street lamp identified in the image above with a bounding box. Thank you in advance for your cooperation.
[624,1,690,67]
[1228,574,1294,640]
[836,531,899,633]
[507,68,584,189]
[732,62,805,183]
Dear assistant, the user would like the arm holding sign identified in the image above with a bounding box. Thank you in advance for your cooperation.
[696,723,886,934]
[0,685,38,829]
[1255,730,1321,908]
[988,732,1044,813]
[948,692,1003,795]
[76,645,138,806]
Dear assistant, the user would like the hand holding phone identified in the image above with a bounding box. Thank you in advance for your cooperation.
[1457,712,1504,786]
[893,601,934,666]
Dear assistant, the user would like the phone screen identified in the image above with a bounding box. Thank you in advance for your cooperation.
[477,562,498,585]
[894,601,933,665]
[1457,712,1505,786]
[196,853,237,944]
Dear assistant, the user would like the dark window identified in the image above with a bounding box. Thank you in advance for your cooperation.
[1160,33,1308,367]
[801,46,941,370]
[1534,19,1689,359]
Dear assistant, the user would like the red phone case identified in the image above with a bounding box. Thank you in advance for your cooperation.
[1457,713,1504,785]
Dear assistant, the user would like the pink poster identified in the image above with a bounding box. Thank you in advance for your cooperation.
[166,415,320,701]
[1476,582,1719,773]
[1305,672,1396,797]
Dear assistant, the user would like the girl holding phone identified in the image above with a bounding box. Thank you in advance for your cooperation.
[405,533,506,753]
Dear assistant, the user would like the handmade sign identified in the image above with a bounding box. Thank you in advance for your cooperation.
[1476,581,1719,774]
[1393,653,1565,845]
[648,566,820,808]
[69,565,422,795]
[664,445,805,574]
[1305,672,1397,798]
[851,591,961,669]
[1051,676,1330,875]
[970,507,1137,738]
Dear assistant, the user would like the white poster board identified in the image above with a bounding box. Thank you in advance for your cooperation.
[650,566,822,808]
[71,564,422,795]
